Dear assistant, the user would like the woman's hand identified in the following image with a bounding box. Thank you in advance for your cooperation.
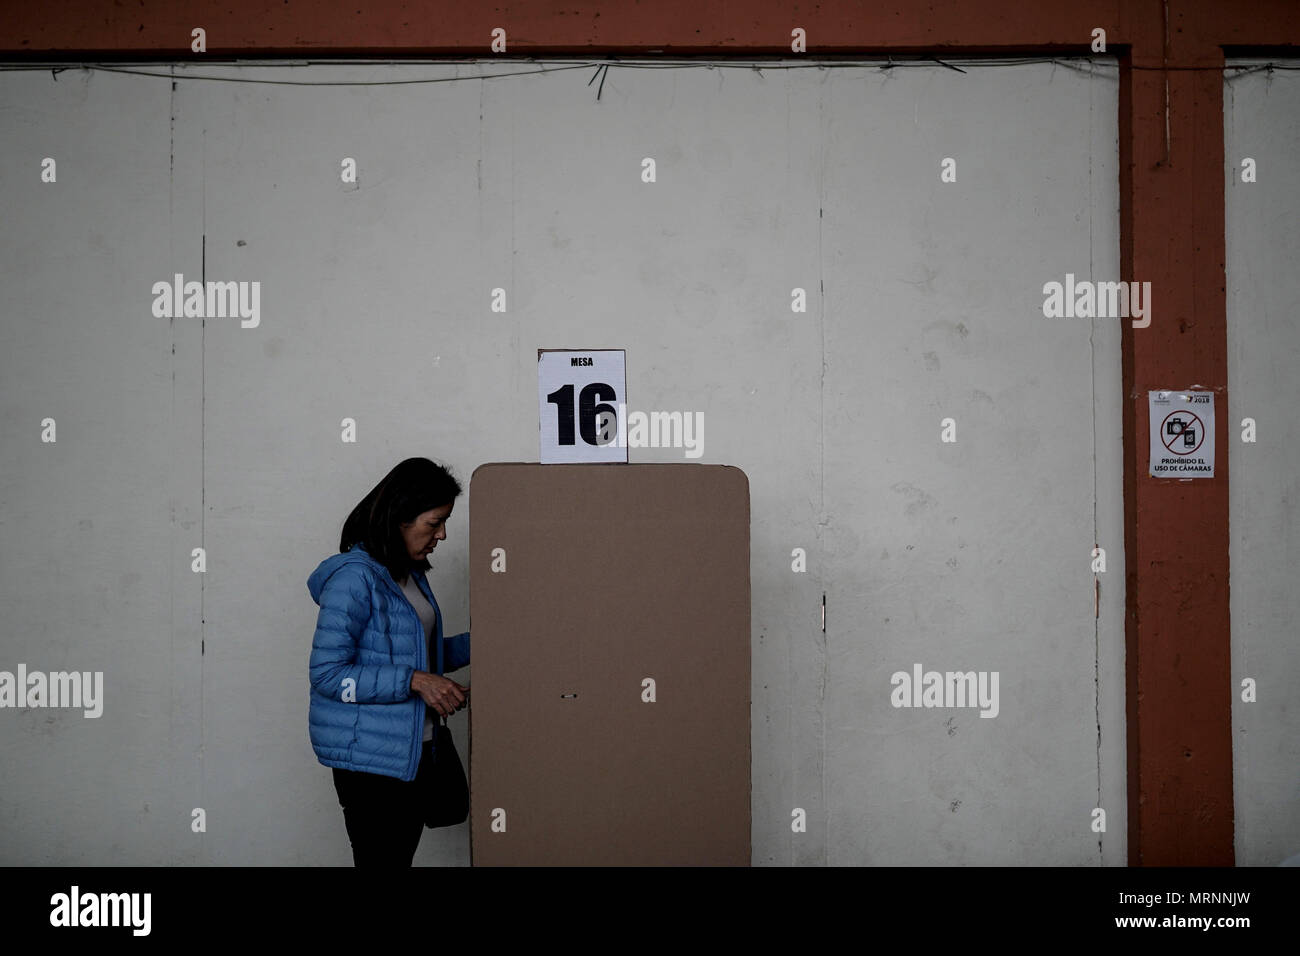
[409,670,469,717]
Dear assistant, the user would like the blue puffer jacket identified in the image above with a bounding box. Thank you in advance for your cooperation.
[307,542,470,782]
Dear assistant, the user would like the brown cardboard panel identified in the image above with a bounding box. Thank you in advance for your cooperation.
[468,463,750,865]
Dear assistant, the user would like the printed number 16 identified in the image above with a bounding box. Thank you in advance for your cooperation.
[547,382,618,445]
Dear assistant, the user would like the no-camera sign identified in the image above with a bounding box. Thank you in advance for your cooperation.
[1148,390,1215,478]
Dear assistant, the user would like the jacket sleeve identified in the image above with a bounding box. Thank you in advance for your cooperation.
[441,630,470,673]
[309,565,413,703]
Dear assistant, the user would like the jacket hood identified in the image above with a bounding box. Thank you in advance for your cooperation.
[307,544,380,606]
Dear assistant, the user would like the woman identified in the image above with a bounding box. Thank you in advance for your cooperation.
[307,457,471,866]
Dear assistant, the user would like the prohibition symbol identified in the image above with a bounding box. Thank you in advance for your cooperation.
[1159,410,1206,456]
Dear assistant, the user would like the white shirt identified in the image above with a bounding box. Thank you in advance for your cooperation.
[398,572,438,742]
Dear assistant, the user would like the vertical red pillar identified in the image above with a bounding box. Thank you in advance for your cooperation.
[1119,37,1234,865]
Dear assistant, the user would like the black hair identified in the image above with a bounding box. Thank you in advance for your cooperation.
[339,457,463,581]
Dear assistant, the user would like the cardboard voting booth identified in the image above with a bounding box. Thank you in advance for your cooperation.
[467,462,751,865]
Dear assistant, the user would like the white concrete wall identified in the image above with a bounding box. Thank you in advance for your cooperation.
[1225,61,1300,867]
[0,58,1124,865]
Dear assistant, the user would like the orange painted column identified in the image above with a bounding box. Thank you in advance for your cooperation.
[1119,34,1234,864]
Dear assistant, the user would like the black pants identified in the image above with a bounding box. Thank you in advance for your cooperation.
[332,740,434,866]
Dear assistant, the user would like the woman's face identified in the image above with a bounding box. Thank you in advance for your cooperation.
[400,503,454,563]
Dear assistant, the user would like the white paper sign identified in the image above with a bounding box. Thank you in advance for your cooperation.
[1148,390,1215,478]
[538,349,627,464]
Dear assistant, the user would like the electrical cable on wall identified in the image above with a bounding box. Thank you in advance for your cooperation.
[2,57,1293,90]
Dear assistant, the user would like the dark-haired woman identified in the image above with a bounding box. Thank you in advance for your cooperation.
[307,457,471,866]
